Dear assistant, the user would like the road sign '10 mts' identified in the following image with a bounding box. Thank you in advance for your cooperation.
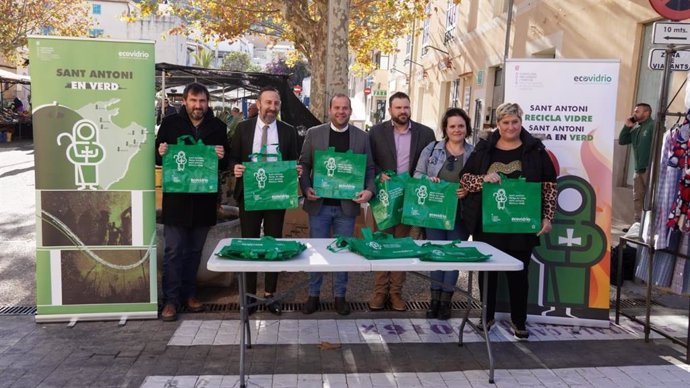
[652,22,690,45]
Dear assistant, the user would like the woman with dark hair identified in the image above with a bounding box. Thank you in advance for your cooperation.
[414,108,474,320]
[460,102,557,340]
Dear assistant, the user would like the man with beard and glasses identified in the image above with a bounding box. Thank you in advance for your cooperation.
[299,93,376,315]
[155,82,230,321]
[367,91,435,312]
[230,86,300,316]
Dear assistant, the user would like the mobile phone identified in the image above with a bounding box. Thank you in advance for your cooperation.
[629,116,637,123]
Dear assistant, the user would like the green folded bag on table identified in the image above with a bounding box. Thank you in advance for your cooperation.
[216,237,306,261]
[419,241,492,262]
[327,228,427,260]
[328,228,492,262]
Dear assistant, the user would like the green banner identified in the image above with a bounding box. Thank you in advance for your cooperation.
[29,37,157,321]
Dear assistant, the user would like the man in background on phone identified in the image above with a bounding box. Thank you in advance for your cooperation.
[619,102,654,227]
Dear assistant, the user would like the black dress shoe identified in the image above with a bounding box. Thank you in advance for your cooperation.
[335,297,350,316]
[266,301,282,316]
[302,296,319,314]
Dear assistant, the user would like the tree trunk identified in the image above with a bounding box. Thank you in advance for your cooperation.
[308,41,328,122]
[325,0,349,119]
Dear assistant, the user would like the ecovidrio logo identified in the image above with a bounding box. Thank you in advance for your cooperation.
[572,74,613,84]
[118,50,150,60]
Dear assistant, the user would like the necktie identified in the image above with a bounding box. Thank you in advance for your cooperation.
[261,124,269,161]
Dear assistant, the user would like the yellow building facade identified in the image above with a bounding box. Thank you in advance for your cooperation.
[371,0,688,187]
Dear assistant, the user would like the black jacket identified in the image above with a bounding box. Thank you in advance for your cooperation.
[369,119,436,176]
[155,107,230,226]
[461,128,556,240]
[229,118,299,203]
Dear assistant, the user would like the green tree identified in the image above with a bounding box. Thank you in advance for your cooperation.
[128,0,443,119]
[0,0,93,64]
[191,47,215,68]
[220,51,261,72]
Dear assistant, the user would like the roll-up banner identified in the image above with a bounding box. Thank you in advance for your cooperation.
[504,59,619,326]
[29,37,157,322]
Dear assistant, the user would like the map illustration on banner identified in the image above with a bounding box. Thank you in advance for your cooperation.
[504,59,619,326]
[29,37,156,322]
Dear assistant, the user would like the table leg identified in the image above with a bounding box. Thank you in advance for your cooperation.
[457,271,474,347]
[481,271,495,384]
[238,272,248,388]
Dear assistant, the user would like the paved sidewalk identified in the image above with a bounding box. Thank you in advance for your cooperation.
[1,308,689,387]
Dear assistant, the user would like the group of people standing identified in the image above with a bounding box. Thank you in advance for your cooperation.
[155,82,558,341]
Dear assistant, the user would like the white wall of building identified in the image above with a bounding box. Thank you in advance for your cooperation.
[89,1,188,65]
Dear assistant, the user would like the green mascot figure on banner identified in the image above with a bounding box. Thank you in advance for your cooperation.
[530,175,607,319]
[57,119,106,190]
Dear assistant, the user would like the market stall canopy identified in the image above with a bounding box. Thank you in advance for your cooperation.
[0,68,30,85]
[156,63,320,133]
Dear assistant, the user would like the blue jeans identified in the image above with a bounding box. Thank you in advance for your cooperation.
[308,205,356,297]
[426,219,469,292]
[162,225,210,306]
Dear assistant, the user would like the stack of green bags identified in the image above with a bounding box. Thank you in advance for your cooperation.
[216,237,307,261]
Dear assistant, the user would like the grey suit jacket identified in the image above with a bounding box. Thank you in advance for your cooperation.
[369,119,436,176]
[299,123,376,217]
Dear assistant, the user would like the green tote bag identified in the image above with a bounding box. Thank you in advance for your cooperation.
[482,177,541,233]
[370,171,409,230]
[313,147,366,199]
[401,177,458,230]
[162,135,218,193]
[242,147,298,211]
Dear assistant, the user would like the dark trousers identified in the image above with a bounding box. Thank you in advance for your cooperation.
[479,249,532,326]
[238,205,286,295]
[162,225,210,306]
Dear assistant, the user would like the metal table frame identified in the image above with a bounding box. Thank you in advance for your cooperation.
[208,238,523,387]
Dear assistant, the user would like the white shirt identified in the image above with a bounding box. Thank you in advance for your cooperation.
[251,118,279,161]
[330,122,349,133]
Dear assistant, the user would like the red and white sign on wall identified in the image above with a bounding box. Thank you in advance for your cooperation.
[650,0,690,21]
[364,87,371,95]
[293,85,302,94]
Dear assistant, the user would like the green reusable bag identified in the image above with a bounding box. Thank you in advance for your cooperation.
[242,147,298,211]
[327,228,427,260]
[216,237,307,261]
[419,241,492,262]
[162,135,218,193]
[401,177,458,230]
[370,171,409,230]
[482,176,542,233]
[313,147,366,199]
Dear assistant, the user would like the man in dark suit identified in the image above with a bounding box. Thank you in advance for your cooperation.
[368,91,436,312]
[156,83,230,322]
[230,86,300,315]
[298,93,376,315]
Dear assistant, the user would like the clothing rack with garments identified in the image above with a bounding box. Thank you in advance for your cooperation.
[634,119,688,292]
[617,108,690,363]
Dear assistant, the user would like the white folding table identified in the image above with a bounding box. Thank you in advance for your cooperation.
[208,238,523,387]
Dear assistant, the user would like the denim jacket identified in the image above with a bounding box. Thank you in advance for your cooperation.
[414,139,474,179]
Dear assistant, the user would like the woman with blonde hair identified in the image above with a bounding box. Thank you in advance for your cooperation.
[460,102,557,339]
